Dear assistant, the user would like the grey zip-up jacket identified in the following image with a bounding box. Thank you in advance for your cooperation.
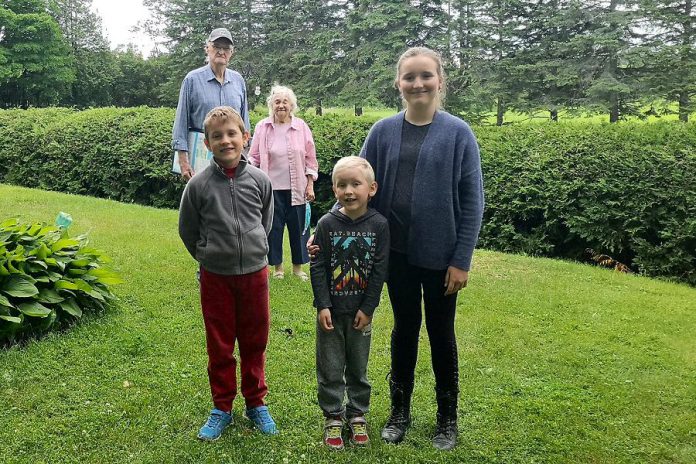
[179,156,273,275]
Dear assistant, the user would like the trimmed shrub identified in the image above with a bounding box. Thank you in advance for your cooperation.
[477,121,696,285]
[0,218,122,345]
[0,108,694,285]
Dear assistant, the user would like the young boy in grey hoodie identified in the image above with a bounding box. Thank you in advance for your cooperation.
[179,106,277,441]
[310,156,389,450]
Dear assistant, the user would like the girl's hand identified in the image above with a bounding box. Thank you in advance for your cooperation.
[318,308,334,332]
[444,266,469,295]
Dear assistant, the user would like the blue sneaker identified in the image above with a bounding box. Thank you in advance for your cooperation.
[197,408,232,441]
[246,405,278,435]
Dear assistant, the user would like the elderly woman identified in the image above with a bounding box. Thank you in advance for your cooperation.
[172,28,249,180]
[249,85,318,280]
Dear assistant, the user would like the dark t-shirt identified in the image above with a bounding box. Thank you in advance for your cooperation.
[389,119,431,252]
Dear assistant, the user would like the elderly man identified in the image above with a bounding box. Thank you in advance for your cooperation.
[172,28,250,181]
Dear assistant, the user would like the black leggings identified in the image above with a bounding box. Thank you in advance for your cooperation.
[387,252,459,393]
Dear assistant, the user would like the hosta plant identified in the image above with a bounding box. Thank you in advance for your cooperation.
[0,218,122,345]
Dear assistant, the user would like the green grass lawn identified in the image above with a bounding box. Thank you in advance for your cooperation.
[1,183,694,464]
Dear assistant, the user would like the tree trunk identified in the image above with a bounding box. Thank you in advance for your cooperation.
[550,109,558,122]
[679,91,689,122]
[496,97,505,126]
[610,93,619,123]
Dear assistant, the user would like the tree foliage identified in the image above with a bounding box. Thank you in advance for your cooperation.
[0,0,694,122]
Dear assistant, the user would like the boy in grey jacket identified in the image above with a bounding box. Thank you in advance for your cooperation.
[310,156,389,449]
[179,106,277,441]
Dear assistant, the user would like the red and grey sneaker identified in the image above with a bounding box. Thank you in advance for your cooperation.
[323,417,344,450]
[348,415,369,446]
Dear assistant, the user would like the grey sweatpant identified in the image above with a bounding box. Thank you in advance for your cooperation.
[316,313,372,418]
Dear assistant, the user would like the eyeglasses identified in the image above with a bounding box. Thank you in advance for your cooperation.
[212,44,232,53]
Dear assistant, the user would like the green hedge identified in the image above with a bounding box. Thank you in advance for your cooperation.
[477,122,696,285]
[0,108,694,285]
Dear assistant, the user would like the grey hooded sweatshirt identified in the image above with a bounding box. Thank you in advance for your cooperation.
[310,208,389,317]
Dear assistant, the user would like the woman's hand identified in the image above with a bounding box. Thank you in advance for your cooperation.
[305,176,315,202]
[305,183,315,202]
[444,266,469,295]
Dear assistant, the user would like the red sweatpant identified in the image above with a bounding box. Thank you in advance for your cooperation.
[200,266,270,412]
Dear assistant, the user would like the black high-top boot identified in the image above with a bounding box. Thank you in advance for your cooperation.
[432,389,458,450]
[381,379,413,444]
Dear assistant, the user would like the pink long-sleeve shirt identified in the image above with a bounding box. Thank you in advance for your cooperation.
[249,116,319,206]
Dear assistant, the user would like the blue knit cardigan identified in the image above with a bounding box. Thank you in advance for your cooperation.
[359,110,484,271]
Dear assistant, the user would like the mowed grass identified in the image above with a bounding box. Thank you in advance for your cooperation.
[0,183,694,464]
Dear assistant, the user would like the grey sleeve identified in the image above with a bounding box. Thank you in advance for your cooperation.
[178,181,200,260]
[260,175,274,235]
[359,219,390,316]
[309,221,332,311]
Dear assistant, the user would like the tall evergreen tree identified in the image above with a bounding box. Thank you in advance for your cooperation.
[48,0,118,107]
[639,0,695,121]
[341,0,424,107]
[0,0,75,107]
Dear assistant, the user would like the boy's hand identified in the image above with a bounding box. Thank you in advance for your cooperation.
[318,308,334,332]
[444,266,469,295]
[353,310,372,331]
[307,234,320,259]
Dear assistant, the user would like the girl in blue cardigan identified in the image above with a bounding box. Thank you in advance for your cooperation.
[363,47,484,451]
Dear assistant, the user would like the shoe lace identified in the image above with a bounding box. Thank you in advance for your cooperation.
[207,412,223,428]
[325,424,342,439]
[351,422,367,436]
[254,408,274,426]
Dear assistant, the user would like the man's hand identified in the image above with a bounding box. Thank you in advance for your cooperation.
[178,151,194,181]
[444,266,469,296]
[318,308,334,332]
[353,310,371,331]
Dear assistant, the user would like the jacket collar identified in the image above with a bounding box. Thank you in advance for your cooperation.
[259,115,303,131]
[209,155,249,178]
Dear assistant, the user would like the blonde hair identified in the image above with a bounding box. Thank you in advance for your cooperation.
[203,106,246,140]
[266,84,299,119]
[394,46,447,107]
[332,156,375,184]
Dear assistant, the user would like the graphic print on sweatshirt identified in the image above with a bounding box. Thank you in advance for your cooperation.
[329,230,377,297]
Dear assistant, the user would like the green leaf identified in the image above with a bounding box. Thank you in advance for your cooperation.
[18,301,51,318]
[70,258,92,267]
[27,224,41,236]
[87,268,124,285]
[59,298,82,318]
[51,238,79,252]
[74,279,93,293]
[55,280,79,291]
[0,315,22,324]
[0,293,12,308]
[37,288,64,304]
[0,274,39,298]
[0,264,9,276]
